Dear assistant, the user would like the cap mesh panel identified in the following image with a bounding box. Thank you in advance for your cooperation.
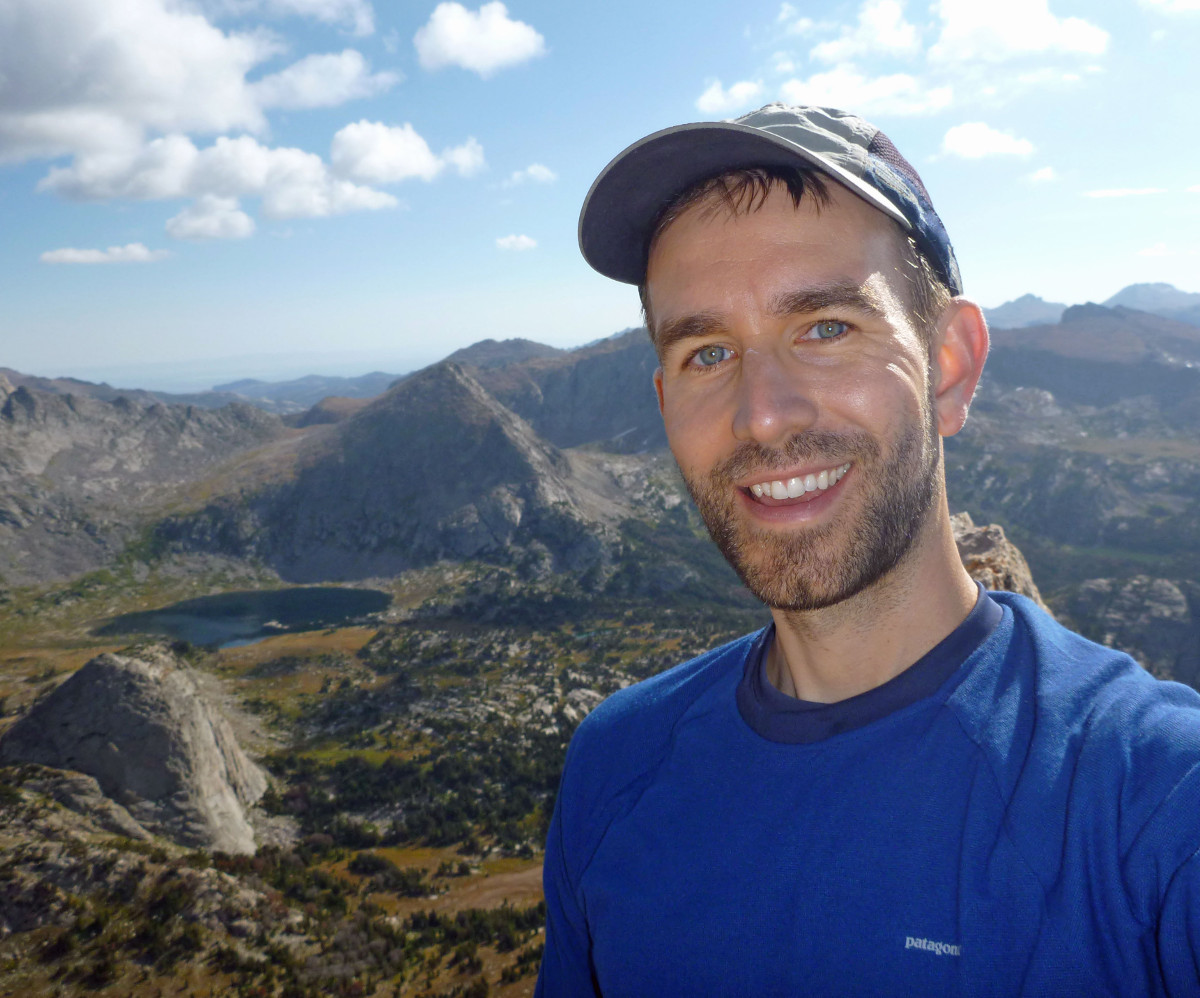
[867,130,934,210]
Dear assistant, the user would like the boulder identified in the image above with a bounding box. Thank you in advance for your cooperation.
[951,511,1049,612]
[0,645,266,854]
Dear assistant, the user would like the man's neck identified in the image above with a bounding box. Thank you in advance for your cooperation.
[765,509,978,704]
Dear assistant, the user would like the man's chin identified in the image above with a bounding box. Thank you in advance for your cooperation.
[720,532,857,611]
[716,514,920,613]
[735,564,871,614]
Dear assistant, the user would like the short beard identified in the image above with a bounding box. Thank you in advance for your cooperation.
[681,415,940,612]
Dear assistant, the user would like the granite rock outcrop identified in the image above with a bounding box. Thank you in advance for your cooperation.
[951,511,1048,610]
[0,645,266,854]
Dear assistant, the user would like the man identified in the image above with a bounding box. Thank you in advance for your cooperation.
[537,104,1200,995]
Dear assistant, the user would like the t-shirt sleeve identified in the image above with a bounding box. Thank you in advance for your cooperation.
[537,729,600,993]
[1157,847,1200,994]
[536,776,598,996]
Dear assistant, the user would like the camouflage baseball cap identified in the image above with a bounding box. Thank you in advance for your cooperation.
[578,103,962,295]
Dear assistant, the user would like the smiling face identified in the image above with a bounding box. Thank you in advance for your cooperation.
[647,181,948,611]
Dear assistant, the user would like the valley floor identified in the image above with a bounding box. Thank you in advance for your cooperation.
[0,563,765,997]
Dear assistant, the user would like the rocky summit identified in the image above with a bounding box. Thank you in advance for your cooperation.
[951,512,1047,611]
[0,645,266,854]
[155,361,646,581]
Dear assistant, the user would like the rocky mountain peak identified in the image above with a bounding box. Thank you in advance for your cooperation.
[982,294,1067,329]
[1060,302,1114,324]
[159,360,630,581]
[951,512,1047,611]
[1104,282,1200,311]
[0,645,266,854]
[442,338,564,370]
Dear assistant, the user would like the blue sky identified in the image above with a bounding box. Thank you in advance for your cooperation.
[2,0,1199,390]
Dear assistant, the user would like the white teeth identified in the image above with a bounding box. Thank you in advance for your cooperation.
[749,462,851,500]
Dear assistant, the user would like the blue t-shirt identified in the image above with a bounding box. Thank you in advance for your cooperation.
[537,591,1200,997]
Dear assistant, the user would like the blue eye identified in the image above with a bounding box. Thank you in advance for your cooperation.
[691,345,732,367]
[807,320,848,340]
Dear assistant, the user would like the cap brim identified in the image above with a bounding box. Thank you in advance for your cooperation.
[578,120,911,286]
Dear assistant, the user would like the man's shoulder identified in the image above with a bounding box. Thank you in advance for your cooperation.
[989,590,1200,720]
[977,591,1200,900]
[967,590,1200,805]
[575,628,761,750]
[551,630,762,879]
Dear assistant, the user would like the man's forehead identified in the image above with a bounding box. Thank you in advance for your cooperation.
[646,183,912,311]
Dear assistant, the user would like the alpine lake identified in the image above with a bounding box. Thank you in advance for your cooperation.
[93,586,392,649]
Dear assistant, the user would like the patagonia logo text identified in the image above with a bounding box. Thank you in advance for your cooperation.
[905,936,961,957]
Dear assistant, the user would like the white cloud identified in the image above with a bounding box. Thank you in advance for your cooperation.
[443,137,486,177]
[941,122,1033,158]
[330,121,443,182]
[38,134,398,219]
[251,50,399,109]
[496,234,536,251]
[1016,67,1082,86]
[696,80,765,115]
[260,0,374,35]
[1140,0,1200,11]
[1028,166,1056,183]
[0,0,279,164]
[504,162,557,186]
[203,0,375,36]
[771,53,797,74]
[39,135,203,201]
[0,1,400,168]
[259,158,395,217]
[780,66,951,116]
[329,121,486,183]
[1083,187,1168,198]
[40,243,170,264]
[777,3,814,33]
[166,195,256,239]
[810,0,919,63]
[929,0,1108,62]
[414,2,545,77]
[1188,184,1200,193]
[1138,242,1171,257]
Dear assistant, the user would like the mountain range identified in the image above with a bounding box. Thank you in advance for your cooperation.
[3,295,1199,683]
[7,283,1196,414]
[981,282,1200,330]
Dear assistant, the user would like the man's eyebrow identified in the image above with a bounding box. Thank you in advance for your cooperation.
[770,282,891,320]
[654,311,725,357]
[654,283,892,355]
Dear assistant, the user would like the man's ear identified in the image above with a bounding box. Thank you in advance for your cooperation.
[653,366,666,416]
[932,299,988,438]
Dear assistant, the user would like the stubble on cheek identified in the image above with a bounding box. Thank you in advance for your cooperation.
[681,420,938,612]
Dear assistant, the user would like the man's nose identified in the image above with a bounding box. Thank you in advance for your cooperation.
[731,350,819,448]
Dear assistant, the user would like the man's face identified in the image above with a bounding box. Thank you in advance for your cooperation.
[646,182,944,611]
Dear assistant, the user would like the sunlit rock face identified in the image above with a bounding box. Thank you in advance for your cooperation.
[0,645,266,854]
[155,361,633,581]
[951,511,1048,611]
